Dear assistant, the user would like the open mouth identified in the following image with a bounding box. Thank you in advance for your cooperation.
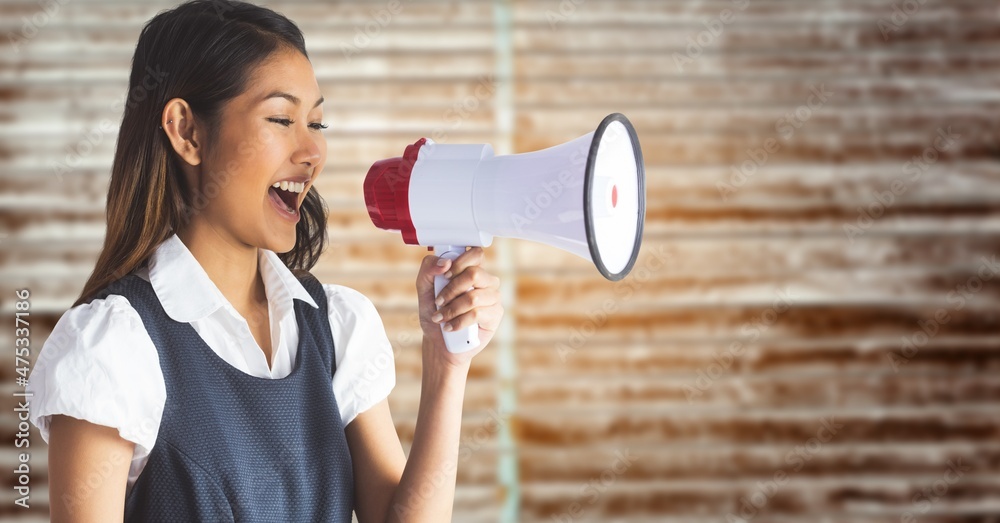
[268,185,299,212]
[271,187,299,209]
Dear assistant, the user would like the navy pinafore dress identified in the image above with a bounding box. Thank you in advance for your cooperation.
[88,271,354,521]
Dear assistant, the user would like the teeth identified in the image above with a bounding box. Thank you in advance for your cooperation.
[271,181,306,193]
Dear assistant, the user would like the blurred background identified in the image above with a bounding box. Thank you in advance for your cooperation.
[2,0,1000,521]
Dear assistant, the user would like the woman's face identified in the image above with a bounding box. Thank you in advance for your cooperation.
[196,47,326,254]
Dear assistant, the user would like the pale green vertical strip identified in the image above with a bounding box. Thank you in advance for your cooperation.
[492,1,519,522]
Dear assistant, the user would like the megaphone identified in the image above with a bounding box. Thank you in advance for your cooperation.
[364,113,645,353]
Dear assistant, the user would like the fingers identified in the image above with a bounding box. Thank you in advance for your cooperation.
[435,252,500,307]
[416,254,451,297]
[430,288,500,330]
[430,247,499,331]
[441,301,504,333]
[417,245,505,344]
[442,247,484,280]
[417,246,481,298]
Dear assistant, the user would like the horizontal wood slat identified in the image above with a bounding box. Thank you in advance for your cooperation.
[1,0,998,520]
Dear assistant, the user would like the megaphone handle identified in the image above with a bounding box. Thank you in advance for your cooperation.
[433,245,481,353]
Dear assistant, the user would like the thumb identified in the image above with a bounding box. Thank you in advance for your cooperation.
[416,254,451,313]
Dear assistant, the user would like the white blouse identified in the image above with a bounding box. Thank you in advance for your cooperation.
[26,233,396,490]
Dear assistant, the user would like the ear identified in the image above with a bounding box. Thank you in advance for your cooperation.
[160,98,203,166]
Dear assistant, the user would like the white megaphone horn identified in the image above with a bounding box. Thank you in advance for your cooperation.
[364,113,646,353]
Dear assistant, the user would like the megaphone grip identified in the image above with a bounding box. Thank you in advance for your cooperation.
[433,245,480,353]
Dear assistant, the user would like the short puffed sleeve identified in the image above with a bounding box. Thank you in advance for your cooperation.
[323,284,396,427]
[26,295,166,460]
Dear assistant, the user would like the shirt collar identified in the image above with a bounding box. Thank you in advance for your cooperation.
[147,233,319,324]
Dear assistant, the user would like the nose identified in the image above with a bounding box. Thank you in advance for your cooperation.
[292,125,322,167]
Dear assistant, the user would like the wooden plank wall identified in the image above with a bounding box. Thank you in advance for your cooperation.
[1,0,999,521]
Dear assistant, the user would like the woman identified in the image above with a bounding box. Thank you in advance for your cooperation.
[26,1,503,521]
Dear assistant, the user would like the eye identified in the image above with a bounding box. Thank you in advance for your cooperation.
[309,122,329,131]
[267,117,293,127]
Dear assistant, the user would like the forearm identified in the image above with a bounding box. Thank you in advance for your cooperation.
[385,336,469,522]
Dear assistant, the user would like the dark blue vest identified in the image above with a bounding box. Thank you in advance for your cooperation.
[88,271,354,521]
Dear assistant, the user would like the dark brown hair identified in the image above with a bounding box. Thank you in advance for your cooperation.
[74,0,328,307]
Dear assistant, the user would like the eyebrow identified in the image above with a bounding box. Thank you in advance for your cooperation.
[261,90,324,108]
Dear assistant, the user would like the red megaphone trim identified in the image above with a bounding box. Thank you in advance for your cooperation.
[363,138,428,245]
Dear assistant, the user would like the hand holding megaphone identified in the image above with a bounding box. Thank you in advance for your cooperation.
[414,245,501,358]
[432,245,481,350]
[365,113,645,353]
